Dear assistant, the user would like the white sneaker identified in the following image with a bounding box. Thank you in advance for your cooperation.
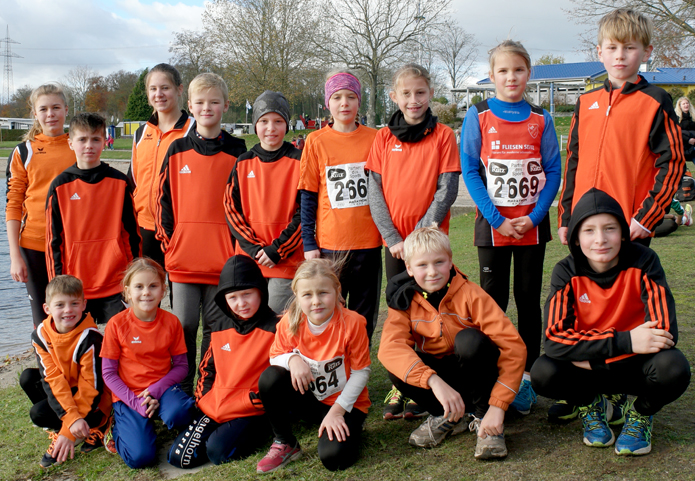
[684,204,693,226]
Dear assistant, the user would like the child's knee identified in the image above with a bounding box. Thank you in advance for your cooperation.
[159,386,195,429]
[651,349,691,390]
[19,368,39,391]
[123,445,157,469]
[454,328,498,362]
[258,365,289,394]
[318,438,356,472]
[530,356,560,394]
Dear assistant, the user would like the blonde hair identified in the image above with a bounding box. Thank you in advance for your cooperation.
[597,9,653,48]
[287,258,344,336]
[45,275,84,304]
[188,72,229,103]
[403,225,453,265]
[23,83,69,142]
[675,96,691,121]
[145,63,183,111]
[488,39,532,74]
[391,63,432,92]
[122,257,167,303]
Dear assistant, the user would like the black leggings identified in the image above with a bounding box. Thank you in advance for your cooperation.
[322,248,382,342]
[140,227,165,267]
[168,412,270,468]
[384,246,406,282]
[20,247,49,328]
[478,244,545,371]
[20,368,107,430]
[258,366,367,472]
[387,328,500,419]
[531,350,691,416]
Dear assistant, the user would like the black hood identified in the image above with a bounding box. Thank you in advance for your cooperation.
[214,255,275,332]
[567,188,631,271]
[387,108,438,143]
[385,266,458,310]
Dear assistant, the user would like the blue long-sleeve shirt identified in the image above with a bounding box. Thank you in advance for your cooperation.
[461,98,562,229]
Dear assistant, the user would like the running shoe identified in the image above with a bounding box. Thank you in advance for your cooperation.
[615,402,653,456]
[409,414,468,448]
[510,379,537,415]
[469,416,508,459]
[383,386,405,420]
[256,440,302,474]
[578,395,615,447]
[548,400,579,424]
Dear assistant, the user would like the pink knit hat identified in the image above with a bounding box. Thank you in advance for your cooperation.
[324,73,361,108]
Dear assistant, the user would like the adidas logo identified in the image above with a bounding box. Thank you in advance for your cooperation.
[488,126,497,134]
[70,193,80,200]
[131,336,142,344]
[179,165,191,174]
[392,143,402,152]
[588,101,599,110]
[579,293,591,304]
[247,171,256,178]
[221,343,231,352]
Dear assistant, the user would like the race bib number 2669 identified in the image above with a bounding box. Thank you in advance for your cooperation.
[486,157,546,207]
[326,162,368,209]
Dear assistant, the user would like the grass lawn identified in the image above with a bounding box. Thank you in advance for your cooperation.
[2,206,694,480]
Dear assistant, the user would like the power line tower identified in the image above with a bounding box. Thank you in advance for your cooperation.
[1,26,22,105]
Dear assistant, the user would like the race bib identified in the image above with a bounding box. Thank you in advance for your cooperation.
[295,350,347,401]
[325,162,368,209]
[486,157,546,207]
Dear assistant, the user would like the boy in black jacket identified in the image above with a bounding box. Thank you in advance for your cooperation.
[532,188,690,455]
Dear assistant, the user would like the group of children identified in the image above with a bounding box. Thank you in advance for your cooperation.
[6,6,691,474]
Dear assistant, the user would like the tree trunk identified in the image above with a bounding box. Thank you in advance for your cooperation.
[367,73,378,128]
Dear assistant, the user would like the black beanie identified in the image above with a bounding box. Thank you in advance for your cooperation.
[252,91,290,134]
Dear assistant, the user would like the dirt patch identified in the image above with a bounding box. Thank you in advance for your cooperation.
[0,349,35,389]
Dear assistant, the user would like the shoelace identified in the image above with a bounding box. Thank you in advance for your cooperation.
[46,431,59,456]
[384,387,401,404]
[84,428,105,445]
[518,382,537,404]
[621,411,651,439]
[578,403,606,431]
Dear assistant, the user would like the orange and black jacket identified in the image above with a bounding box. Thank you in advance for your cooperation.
[5,134,76,252]
[546,188,678,367]
[155,129,247,284]
[45,163,141,299]
[127,111,194,231]
[225,142,303,279]
[559,76,685,232]
[195,255,279,422]
[31,313,112,441]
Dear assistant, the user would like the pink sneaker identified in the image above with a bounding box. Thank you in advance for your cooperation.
[256,440,302,474]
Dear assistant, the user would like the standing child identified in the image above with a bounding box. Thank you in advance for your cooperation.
[168,255,278,468]
[45,113,141,324]
[101,258,196,469]
[128,64,194,268]
[532,188,690,455]
[225,91,303,313]
[298,71,382,341]
[6,84,75,327]
[20,275,111,468]
[461,40,562,415]
[378,226,526,459]
[256,259,371,474]
[156,73,247,394]
[366,64,460,419]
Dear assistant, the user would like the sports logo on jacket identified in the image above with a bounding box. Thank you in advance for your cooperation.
[588,101,600,110]
[221,343,231,351]
[528,124,539,139]
[579,293,591,304]
[488,126,497,134]
[247,171,256,178]
[392,143,402,152]
[179,165,191,174]
[131,336,142,343]
[70,193,81,200]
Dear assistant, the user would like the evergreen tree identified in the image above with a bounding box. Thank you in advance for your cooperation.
[124,68,151,120]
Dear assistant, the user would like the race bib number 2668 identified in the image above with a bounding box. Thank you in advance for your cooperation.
[326,162,368,209]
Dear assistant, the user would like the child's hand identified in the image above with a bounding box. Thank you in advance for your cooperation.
[558,227,568,245]
[256,249,276,268]
[571,360,591,370]
[288,355,314,394]
[9,253,27,282]
[69,418,90,440]
[318,404,349,442]
[137,388,160,418]
[53,434,76,465]
[630,320,674,354]
[689,138,695,145]
[389,241,405,260]
[510,216,533,235]
[478,406,505,438]
[629,218,650,240]
[428,374,466,422]
[495,219,523,240]
[304,249,321,260]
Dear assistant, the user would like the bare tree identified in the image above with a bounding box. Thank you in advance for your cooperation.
[314,0,452,127]
[63,66,98,114]
[433,20,478,102]
[535,54,566,65]
[200,0,323,104]
[567,0,695,66]
[169,29,215,75]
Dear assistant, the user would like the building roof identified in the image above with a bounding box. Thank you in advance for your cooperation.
[477,62,695,86]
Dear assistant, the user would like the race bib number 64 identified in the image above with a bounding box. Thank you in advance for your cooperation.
[487,157,546,207]
[326,162,368,209]
[295,352,347,401]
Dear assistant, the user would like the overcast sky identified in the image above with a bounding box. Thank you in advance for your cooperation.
[1,0,591,98]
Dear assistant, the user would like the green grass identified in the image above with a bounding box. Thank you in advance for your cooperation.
[2,207,694,480]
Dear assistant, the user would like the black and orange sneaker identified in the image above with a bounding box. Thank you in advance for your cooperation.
[80,426,105,454]
[403,398,428,419]
[39,431,60,469]
[383,386,405,420]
